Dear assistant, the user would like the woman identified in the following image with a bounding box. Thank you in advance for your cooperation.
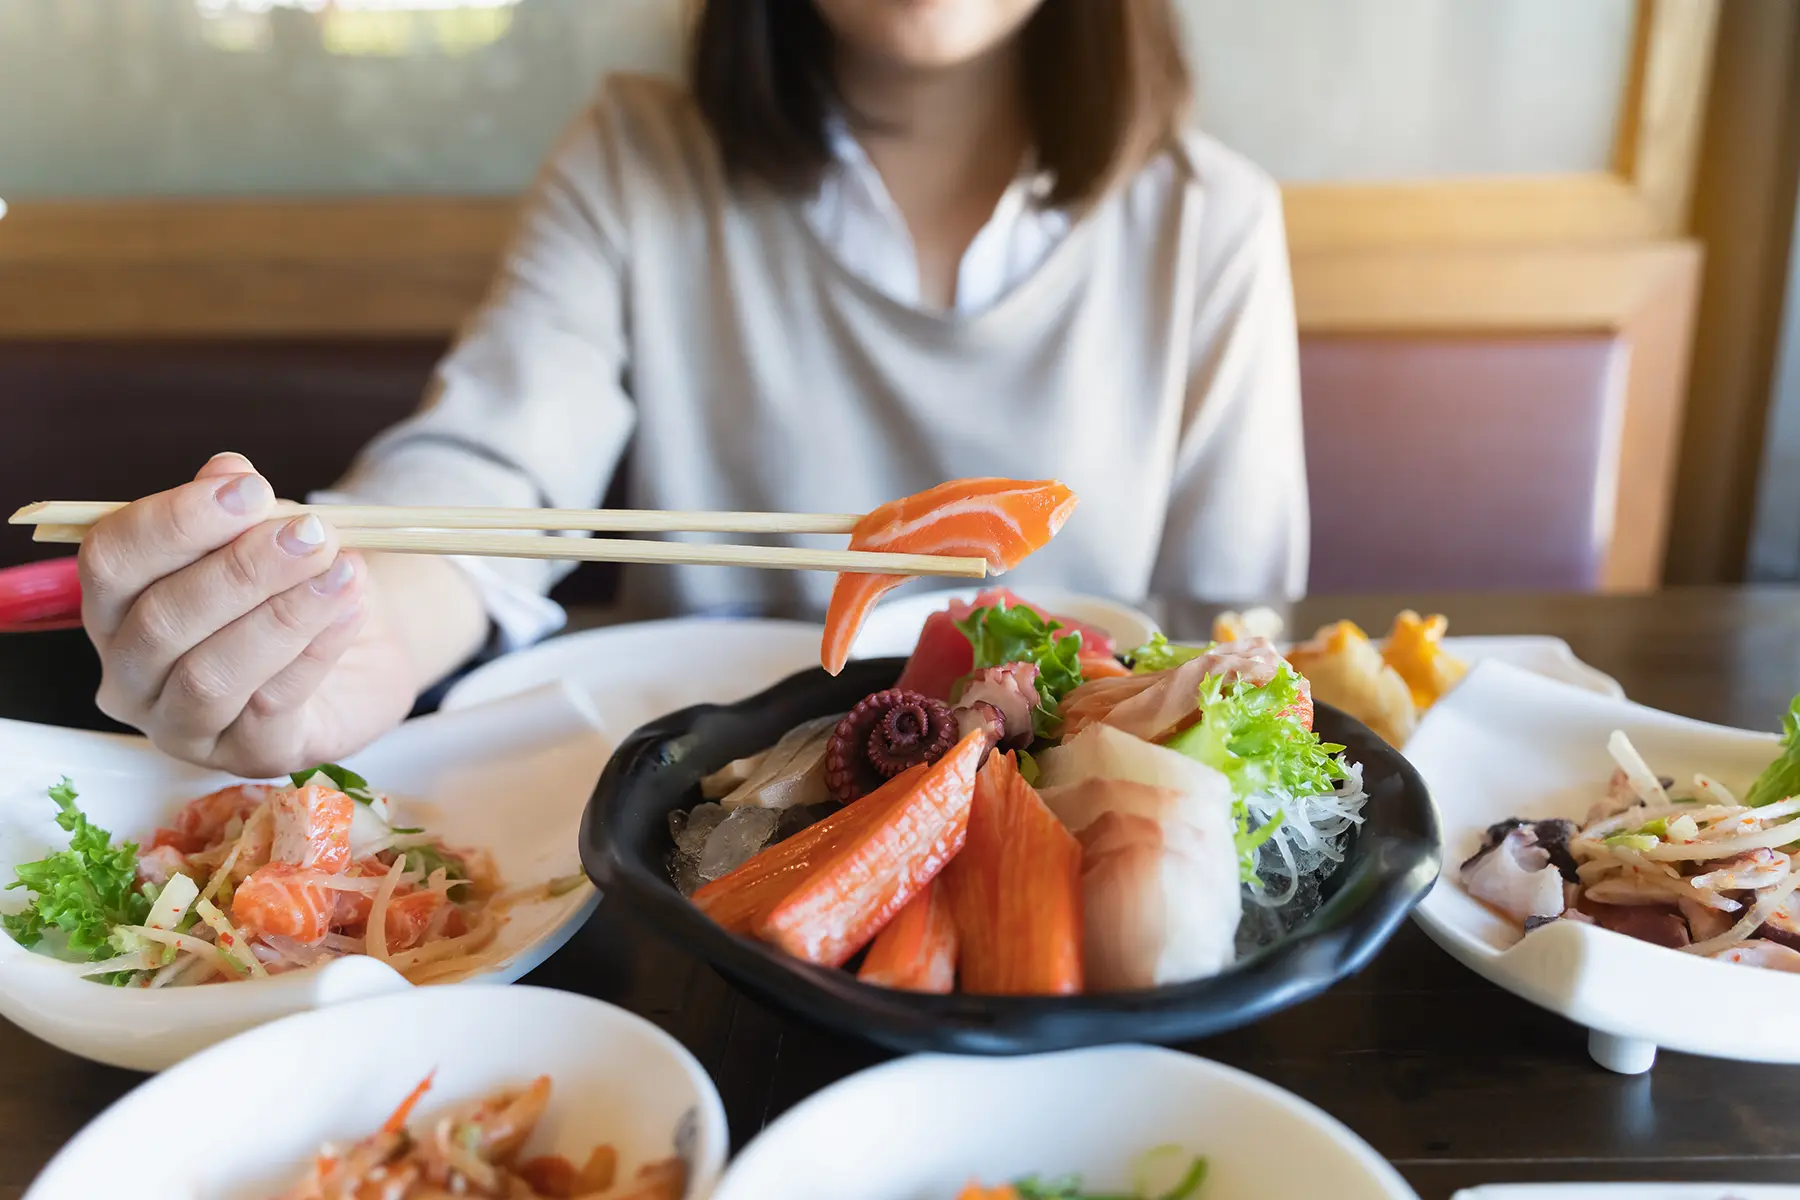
[79,0,1306,776]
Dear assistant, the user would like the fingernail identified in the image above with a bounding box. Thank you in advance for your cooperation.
[311,555,355,595]
[278,514,327,557]
[216,473,273,516]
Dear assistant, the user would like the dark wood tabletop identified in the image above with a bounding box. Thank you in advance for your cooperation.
[5,586,1800,1199]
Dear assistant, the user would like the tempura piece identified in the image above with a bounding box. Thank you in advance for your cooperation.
[1211,606,1286,644]
[1382,610,1467,710]
[1286,621,1417,747]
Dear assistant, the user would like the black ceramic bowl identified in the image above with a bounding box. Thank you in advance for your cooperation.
[580,657,1442,1055]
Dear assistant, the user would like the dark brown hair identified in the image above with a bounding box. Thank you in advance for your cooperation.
[689,1,1193,210]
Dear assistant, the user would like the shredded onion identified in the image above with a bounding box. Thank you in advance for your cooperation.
[366,857,407,964]
[199,802,270,905]
[1685,870,1800,956]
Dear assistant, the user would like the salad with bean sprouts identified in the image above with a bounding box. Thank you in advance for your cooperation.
[1462,692,1800,970]
[2,767,580,987]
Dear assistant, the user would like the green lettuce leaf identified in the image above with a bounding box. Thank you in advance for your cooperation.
[3,778,152,960]
[401,843,469,889]
[1124,634,1211,675]
[1164,665,1345,882]
[954,603,1086,737]
[291,763,379,806]
[1746,693,1800,808]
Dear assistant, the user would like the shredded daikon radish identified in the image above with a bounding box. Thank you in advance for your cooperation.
[148,953,197,988]
[1608,731,1671,807]
[387,912,501,975]
[75,949,159,977]
[366,857,407,963]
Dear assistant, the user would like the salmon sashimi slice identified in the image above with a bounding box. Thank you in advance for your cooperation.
[856,876,957,993]
[232,862,337,944]
[270,783,354,873]
[692,765,927,934]
[941,751,1083,995]
[152,783,275,855]
[381,889,446,952]
[821,479,1078,675]
[758,729,984,967]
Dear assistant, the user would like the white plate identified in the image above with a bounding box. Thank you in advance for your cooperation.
[441,617,824,739]
[1437,635,1624,699]
[1454,1188,1800,1199]
[25,985,728,1200]
[848,587,1161,659]
[1407,659,1788,1075]
[0,681,611,1071]
[712,1045,1417,1200]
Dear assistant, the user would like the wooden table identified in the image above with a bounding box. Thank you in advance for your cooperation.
[4,587,1800,1199]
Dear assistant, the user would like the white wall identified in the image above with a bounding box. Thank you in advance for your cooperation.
[0,0,1633,197]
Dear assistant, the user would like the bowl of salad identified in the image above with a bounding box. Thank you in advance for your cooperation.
[582,591,1441,1054]
[710,1044,1416,1200]
[0,682,609,1071]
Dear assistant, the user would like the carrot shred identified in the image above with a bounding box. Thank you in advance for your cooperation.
[381,1070,435,1135]
[758,730,984,967]
[692,765,927,933]
[942,751,1083,995]
[857,875,957,992]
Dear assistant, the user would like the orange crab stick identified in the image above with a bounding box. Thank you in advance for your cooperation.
[856,876,957,993]
[758,730,984,967]
[692,765,927,934]
[820,479,1077,675]
[943,751,1083,995]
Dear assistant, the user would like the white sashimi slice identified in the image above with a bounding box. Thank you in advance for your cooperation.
[710,715,839,811]
[1037,724,1242,989]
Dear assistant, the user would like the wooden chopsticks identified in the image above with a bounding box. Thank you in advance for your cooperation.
[10,501,988,579]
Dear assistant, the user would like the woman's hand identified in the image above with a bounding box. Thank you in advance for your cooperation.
[79,453,419,777]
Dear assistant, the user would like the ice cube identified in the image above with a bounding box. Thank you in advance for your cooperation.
[675,802,729,857]
[696,806,781,883]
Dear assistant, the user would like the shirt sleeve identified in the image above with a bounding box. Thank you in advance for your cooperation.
[324,99,637,638]
[1150,178,1309,605]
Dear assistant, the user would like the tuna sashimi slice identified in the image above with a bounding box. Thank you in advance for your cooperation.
[1036,723,1241,989]
[941,751,1082,995]
[758,730,984,967]
[895,586,1116,700]
[821,480,1078,675]
[856,876,957,993]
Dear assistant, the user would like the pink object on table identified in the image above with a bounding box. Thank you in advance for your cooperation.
[0,558,82,632]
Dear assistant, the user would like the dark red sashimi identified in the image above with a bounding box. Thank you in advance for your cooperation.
[894,588,1117,701]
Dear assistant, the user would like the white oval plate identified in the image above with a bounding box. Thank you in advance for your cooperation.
[1407,659,1790,1074]
[25,985,728,1200]
[1454,1187,1800,1199]
[712,1045,1416,1200]
[847,587,1160,659]
[0,681,611,1071]
[441,617,824,739]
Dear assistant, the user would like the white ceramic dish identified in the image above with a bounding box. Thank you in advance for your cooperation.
[847,586,1161,659]
[25,984,728,1200]
[0,681,611,1071]
[712,1045,1417,1200]
[1434,635,1624,700]
[440,616,824,736]
[1453,1187,1800,1199]
[1407,659,1790,1075]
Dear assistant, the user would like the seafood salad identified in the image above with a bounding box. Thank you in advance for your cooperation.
[956,1147,1207,1200]
[671,536,1368,996]
[1463,692,1800,972]
[2,765,566,986]
[275,1073,685,1199]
